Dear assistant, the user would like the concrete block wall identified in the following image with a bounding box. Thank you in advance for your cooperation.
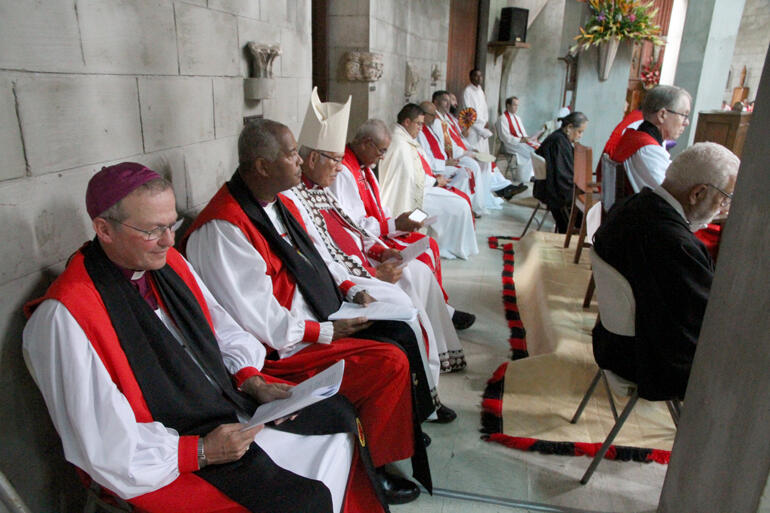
[0,0,311,510]
[725,0,770,104]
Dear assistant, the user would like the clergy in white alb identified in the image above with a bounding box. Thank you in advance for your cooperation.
[461,68,494,154]
[379,104,478,261]
[23,162,385,513]
[497,96,540,183]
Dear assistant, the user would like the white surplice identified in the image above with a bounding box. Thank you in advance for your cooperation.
[496,111,537,182]
[624,144,671,192]
[23,258,351,511]
[379,124,478,260]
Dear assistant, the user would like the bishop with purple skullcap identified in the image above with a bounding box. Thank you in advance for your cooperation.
[86,162,162,219]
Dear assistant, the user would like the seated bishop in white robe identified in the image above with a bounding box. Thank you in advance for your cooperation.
[379,123,478,260]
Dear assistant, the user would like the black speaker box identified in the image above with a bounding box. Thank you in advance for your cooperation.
[499,7,528,43]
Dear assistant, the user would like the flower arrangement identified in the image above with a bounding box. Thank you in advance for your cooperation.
[571,0,663,52]
[640,60,661,88]
[458,108,477,130]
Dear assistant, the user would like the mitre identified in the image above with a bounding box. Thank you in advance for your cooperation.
[298,87,351,153]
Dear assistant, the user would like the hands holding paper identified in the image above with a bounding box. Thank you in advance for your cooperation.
[332,317,372,339]
[394,211,423,232]
[376,249,404,283]
[201,376,295,466]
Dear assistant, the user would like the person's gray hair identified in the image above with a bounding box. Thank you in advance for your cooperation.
[663,142,739,194]
[238,119,288,167]
[352,119,391,144]
[641,85,692,117]
[100,177,172,222]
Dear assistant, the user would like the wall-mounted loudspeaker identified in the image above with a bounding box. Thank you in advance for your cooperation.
[498,7,528,43]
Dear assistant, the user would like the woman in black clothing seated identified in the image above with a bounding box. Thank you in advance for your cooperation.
[533,111,589,233]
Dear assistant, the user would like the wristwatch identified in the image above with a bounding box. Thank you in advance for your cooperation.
[197,438,207,469]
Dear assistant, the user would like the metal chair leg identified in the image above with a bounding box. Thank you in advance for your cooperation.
[519,203,540,238]
[536,206,550,230]
[666,399,682,427]
[571,369,602,424]
[580,390,639,484]
[600,371,619,421]
[582,273,595,309]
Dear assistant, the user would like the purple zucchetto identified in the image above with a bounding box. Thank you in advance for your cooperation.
[85,162,162,219]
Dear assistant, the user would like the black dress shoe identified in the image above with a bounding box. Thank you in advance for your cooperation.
[494,184,516,200]
[422,432,431,447]
[452,310,476,330]
[509,183,528,197]
[429,404,457,423]
[375,468,420,504]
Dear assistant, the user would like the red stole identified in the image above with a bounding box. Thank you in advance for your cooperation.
[417,151,473,217]
[30,248,253,513]
[504,112,538,149]
[596,110,644,182]
[184,186,308,310]
[421,125,445,160]
[342,146,389,235]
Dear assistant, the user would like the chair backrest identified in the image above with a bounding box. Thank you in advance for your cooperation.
[586,201,603,243]
[600,152,629,213]
[590,250,636,336]
[531,152,547,180]
[573,143,594,192]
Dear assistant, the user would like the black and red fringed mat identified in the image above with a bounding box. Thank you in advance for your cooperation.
[480,362,672,464]
[480,235,673,464]
[487,236,528,360]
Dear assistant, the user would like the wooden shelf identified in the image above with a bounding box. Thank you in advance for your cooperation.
[487,41,531,60]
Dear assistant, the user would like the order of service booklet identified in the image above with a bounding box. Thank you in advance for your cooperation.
[242,360,345,430]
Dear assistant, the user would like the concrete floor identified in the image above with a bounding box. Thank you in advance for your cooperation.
[391,194,667,513]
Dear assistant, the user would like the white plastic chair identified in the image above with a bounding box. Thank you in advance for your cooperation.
[571,250,681,484]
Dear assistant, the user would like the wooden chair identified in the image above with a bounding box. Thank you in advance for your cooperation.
[571,250,681,484]
[583,152,626,308]
[564,143,599,263]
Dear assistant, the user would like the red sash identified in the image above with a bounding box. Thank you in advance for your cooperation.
[421,125,445,160]
[446,116,468,151]
[418,151,473,216]
[505,112,538,149]
[417,152,435,177]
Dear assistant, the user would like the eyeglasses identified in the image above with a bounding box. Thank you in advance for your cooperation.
[706,183,733,208]
[109,218,184,241]
[316,151,343,164]
[665,108,690,121]
[367,140,388,156]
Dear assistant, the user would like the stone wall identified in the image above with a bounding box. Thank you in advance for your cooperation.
[725,0,770,104]
[0,0,311,510]
[326,0,449,136]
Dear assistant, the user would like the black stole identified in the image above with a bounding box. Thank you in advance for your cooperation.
[636,120,664,145]
[227,170,343,321]
[81,241,388,512]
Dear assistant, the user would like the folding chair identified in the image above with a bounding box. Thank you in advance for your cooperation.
[564,143,599,263]
[571,250,681,484]
[0,470,32,513]
[511,152,551,237]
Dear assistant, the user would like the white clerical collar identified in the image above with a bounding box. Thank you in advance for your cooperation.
[131,270,145,280]
[653,185,688,224]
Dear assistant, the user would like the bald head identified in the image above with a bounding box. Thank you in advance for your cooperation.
[420,101,436,115]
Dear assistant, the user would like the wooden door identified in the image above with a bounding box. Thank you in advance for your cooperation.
[446,0,480,98]
[311,0,329,101]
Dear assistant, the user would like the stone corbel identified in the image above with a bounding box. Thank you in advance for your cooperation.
[245,43,281,100]
[405,62,420,99]
[343,51,384,83]
[430,64,442,86]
